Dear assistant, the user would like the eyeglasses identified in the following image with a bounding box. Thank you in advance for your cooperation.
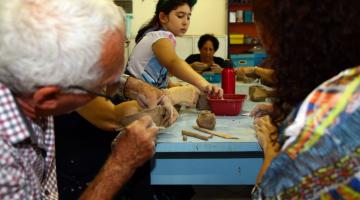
[125,38,130,48]
[63,78,122,102]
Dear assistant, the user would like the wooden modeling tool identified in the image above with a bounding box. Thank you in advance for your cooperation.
[192,125,239,139]
[116,126,166,132]
[181,130,212,141]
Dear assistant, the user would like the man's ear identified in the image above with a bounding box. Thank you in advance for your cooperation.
[159,12,169,24]
[32,86,61,110]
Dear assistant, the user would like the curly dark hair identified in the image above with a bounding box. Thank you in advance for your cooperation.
[197,34,219,51]
[253,0,360,117]
[135,0,197,43]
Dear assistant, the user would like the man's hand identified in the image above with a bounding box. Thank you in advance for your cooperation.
[111,115,158,168]
[124,77,165,109]
[124,77,178,126]
[157,95,179,127]
[80,115,159,200]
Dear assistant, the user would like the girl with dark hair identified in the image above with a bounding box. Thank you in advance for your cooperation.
[126,0,223,95]
[251,0,360,199]
[185,33,225,73]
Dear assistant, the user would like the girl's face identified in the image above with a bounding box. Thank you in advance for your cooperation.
[160,4,191,37]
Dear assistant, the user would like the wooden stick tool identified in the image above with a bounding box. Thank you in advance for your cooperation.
[181,130,212,141]
[192,125,239,139]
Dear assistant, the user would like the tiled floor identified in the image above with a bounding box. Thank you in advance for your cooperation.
[192,186,253,200]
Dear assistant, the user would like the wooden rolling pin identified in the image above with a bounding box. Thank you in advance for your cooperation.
[192,125,239,139]
[181,130,212,141]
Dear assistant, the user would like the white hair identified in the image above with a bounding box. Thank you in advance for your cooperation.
[0,0,126,94]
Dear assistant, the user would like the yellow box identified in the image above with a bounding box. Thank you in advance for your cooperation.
[229,34,244,44]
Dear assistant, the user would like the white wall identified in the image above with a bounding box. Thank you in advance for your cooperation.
[131,0,228,36]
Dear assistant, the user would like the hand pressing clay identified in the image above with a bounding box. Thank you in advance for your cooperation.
[249,85,276,102]
[119,106,172,128]
[236,67,276,86]
[253,115,279,151]
[196,111,216,130]
[236,67,257,83]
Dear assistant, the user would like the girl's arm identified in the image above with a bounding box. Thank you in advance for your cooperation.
[152,38,223,97]
[77,98,142,131]
[76,84,200,131]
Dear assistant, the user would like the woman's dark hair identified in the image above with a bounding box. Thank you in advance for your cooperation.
[135,0,197,43]
[197,34,219,51]
[253,0,360,118]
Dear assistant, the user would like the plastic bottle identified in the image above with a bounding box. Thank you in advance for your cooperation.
[221,59,236,94]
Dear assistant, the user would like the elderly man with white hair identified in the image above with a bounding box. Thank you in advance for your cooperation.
[0,0,172,199]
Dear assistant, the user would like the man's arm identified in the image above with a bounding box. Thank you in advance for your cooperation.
[79,116,158,200]
[123,76,165,108]
[79,155,135,200]
[123,76,178,126]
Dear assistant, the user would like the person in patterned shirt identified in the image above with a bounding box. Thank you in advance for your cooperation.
[0,0,161,199]
[250,0,360,199]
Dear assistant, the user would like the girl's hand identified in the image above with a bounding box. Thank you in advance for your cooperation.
[202,84,223,98]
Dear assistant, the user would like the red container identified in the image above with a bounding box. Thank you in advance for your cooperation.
[208,94,247,116]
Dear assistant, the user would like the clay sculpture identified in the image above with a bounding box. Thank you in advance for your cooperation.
[196,111,216,130]
[196,92,211,110]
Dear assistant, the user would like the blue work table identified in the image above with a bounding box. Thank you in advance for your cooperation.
[151,82,264,185]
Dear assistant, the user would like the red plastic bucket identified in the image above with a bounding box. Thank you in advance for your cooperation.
[208,94,247,116]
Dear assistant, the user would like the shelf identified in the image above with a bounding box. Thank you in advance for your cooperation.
[228,24,257,37]
[229,43,255,46]
[229,44,254,54]
[229,22,254,25]
[228,4,252,11]
[228,0,258,55]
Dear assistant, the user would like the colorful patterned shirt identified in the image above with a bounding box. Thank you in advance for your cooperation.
[254,66,360,199]
[0,83,58,200]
